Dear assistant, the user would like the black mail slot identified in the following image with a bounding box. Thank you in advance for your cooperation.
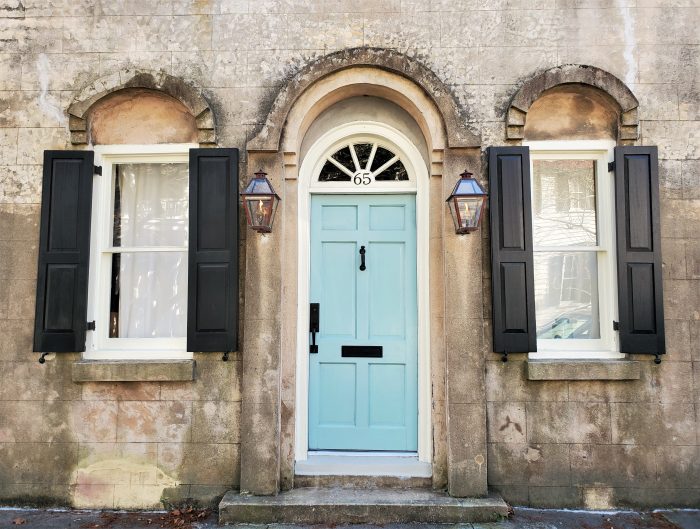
[341,345,383,358]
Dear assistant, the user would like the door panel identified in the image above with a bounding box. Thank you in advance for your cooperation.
[368,242,405,338]
[318,362,356,425]
[320,242,357,338]
[309,194,417,451]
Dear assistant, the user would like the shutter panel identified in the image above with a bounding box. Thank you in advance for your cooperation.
[489,147,537,358]
[33,150,94,353]
[614,146,665,359]
[187,148,239,353]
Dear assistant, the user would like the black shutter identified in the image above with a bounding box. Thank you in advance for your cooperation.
[187,148,239,352]
[614,146,665,358]
[34,150,94,353]
[489,147,537,358]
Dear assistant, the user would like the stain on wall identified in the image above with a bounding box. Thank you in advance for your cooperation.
[88,88,197,145]
[524,85,619,141]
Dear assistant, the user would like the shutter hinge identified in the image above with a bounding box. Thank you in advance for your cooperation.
[608,161,615,172]
[86,320,96,331]
[94,165,102,176]
[613,320,619,331]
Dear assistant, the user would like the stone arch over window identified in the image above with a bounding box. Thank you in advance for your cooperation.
[506,64,639,142]
[67,70,216,145]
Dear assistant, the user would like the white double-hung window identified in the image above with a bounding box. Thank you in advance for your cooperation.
[86,144,197,360]
[526,140,622,359]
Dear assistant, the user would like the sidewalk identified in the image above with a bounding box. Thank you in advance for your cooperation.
[1,507,699,529]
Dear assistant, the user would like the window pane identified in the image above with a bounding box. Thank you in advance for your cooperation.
[113,163,188,247]
[534,252,600,340]
[353,143,373,170]
[331,146,355,172]
[110,251,187,338]
[532,159,597,247]
[371,146,395,172]
[318,159,351,182]
[374,159,409,181]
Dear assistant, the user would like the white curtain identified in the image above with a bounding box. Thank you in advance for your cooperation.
[116,163,188,338]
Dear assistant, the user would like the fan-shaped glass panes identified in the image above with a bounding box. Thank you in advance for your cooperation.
[318,142,409,185]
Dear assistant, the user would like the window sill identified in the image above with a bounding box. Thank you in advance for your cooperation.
[526,359,641,381]
[72,360,195,382]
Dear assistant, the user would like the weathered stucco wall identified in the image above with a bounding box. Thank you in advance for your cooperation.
[0,0,698,511]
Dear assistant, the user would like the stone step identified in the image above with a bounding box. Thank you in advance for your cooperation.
[218,488,510,525]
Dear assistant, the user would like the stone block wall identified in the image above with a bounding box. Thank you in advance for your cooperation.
[0,0,698,510]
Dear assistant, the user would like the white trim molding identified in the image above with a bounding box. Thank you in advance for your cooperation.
[295,452,431,477]
[85,143,198,361]
[295,122,432,468]
[525,140,623,361]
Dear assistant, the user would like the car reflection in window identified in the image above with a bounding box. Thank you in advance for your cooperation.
[537,311,592,339]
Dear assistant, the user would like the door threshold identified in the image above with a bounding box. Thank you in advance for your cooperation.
[295,451,431,477]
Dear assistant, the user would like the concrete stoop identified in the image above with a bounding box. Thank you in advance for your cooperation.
[218,488,510,525]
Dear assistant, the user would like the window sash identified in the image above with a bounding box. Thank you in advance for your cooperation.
[85,144,197,360]
[526,141,621,359]
[105,246,187,253]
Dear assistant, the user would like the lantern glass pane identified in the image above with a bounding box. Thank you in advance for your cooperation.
[245,196,275,230]
[455,196,484,230]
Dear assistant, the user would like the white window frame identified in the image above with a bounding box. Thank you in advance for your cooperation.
[85,144,197,360]
[526,140,623,360]
[308,128,417,194]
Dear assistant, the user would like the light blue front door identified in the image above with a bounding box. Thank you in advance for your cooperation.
[309,194,418,451]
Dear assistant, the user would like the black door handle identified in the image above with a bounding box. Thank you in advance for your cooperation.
[310,303,319,354]
[359,245,366,271]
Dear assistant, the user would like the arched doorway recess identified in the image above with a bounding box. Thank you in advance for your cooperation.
[296,120,430,472]
[241,48,487,499]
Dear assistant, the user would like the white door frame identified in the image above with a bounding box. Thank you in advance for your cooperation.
[295,121,432,466]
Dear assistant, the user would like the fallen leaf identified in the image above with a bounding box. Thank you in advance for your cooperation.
[11,518,26,525]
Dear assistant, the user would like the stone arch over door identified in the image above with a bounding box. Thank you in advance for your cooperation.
[506,64,639,142]
[247,47,480,156]
[67,70,217,145]
[241,48,488,499]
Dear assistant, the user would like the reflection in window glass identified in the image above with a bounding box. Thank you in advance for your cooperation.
[532,159,597,247]
[534,252,600,340]
[354,143,373,170]
[318,160,351,182]
[331,146,354,172]
[371,146,395,172]
[375,159,409,181]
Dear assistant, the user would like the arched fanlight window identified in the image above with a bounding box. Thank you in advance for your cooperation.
[318,142,409,185]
